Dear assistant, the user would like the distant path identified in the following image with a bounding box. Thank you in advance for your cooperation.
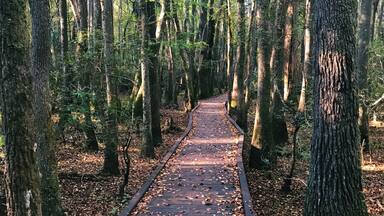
[131,95,247,215]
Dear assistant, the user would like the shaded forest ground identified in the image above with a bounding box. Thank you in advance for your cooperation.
[244,107,384,216]
[0,108,187,215]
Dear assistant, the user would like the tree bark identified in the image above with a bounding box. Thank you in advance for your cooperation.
[304,0,368,215]
[371,0,380,40]
[230,0,247,130]
[297,0,311,113]
[73,0,99,151]
[140,0,154,158]
[147,0,163,146]
[282,0,296,102]
[357,0,373,151]
[29,0,64,214]
[199,0,216,98]
[59,0,72,132]
[250,0,274,169]
[271,0,289,147]
[101,0,120,175]
[1,1,42,214]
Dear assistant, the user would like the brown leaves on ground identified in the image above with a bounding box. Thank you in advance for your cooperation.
[0,108,187,216]
[245,121,384,216]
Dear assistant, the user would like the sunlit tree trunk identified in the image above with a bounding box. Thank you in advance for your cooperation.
[282,0,296,102]
[371,0,380,40]
[1,1,42,214]
[230,0,247,130]
[304,0,368,215]
[250,0,274,169]
[298,0,312,113]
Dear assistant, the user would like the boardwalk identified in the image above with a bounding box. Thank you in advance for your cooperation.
[130,95,246,216]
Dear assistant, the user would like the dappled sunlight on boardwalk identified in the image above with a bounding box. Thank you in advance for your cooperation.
[130,95,244,215]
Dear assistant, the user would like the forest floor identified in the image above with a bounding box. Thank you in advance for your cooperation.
[244,108,384,216]
[0,108,188,215]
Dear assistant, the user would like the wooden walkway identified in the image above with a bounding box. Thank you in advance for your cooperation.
[121,95,253,216]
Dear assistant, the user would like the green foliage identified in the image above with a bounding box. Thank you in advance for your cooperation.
[368,39,384,104]
[0,135,4,149]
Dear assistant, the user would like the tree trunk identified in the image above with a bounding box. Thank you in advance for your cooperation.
[73,0,99,151]
[357,0,373,151]
[140,0,155,158]
[101,0,120,175]
[271,0,289,147]
[377,1,384,38]
[304,0,368,215]
[371,0,380,40]
[282,0,296,102]
[165,0,177,105]
[250,0,274,169]
[59,0,72,132]
[147,0,163,146]
[199,0,216,98]
[1,1,42,215]
[230,0,247,130]
[298,0,311,113]
[29,0,64,214]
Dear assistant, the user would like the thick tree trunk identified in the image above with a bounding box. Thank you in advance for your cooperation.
[250,0,274,169]
[271,0,289,147]
[357,0,373,151]
[101,0,120,175]
[140,0,154,158]
[29,0,64,215]
[304,0,368,215]
[147,0,163,146]
[1,1,42,215]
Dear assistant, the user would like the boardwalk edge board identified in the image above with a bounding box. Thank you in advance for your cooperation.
[223,102,255,216]
[119,103,201,216]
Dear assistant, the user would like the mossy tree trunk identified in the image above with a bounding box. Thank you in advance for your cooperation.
[29,0,64,214]
[1,1,42,215]
[140,0,155,158]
